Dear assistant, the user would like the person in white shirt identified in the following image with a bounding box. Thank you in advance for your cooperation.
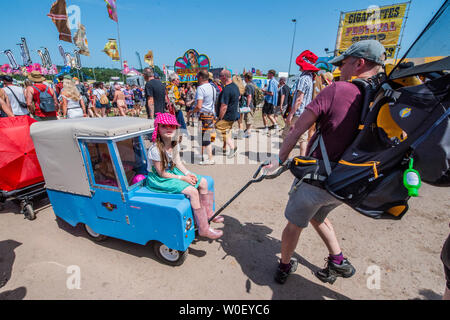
[2,76,28,116]
[193,70,217,165]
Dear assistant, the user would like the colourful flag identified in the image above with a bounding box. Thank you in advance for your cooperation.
[104,0,118,22]
[103,39,120,61]
[144,50,154,66]
[47,0,72,43]
[73,23,90,56]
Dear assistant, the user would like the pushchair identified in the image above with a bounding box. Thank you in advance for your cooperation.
[0,116,47,220]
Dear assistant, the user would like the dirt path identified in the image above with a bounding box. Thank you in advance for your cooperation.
[1,116,449,300]
[1,161,448,300]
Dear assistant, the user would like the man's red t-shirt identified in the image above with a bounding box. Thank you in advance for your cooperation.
[31,83,58,118]
[305,81,362,162]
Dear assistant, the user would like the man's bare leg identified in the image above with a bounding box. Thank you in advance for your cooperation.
[310,218,342,255]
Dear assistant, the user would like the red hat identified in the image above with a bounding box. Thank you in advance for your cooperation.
[296,50,320,72]
[152,112,180,142]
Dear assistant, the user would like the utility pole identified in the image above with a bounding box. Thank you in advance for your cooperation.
[136,51,143,73]
[288,19,297,78]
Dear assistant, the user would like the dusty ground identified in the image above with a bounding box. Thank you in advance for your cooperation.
[1,115,449,300]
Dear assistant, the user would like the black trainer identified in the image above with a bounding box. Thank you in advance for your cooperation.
[274,258,298,284]
[315,257,356,284]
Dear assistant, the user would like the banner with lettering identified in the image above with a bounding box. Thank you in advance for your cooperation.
[174,49,210,83]
[336,3,408,59]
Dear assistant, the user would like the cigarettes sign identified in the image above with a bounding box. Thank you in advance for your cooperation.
[336,3,408,58]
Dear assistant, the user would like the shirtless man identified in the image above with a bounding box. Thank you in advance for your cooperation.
[112,84,127,117]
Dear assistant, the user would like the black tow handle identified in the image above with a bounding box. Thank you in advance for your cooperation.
[208,160,289,223]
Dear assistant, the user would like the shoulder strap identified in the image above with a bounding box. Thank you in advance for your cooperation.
[32,85,44,93]
[210,83,216,102]
[307,126,332,176]
[5,86,22,104]
[411,106,450,151]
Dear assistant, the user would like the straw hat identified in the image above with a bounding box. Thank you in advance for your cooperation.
[28,71,46,83]
[323,72,334,84]
[208,72,214,80]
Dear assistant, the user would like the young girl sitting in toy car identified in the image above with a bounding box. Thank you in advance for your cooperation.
[146,113,223,240]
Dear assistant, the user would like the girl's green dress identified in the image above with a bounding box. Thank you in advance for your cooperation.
[146,166,202,194]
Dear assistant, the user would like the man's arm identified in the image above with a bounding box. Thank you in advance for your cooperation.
[279,109,317,162]
[0,96,14,117]
[25,87,35,114]
[279,93,285,108]
[286,91,304,126]
[51,89,59,112]
[219,103,227,120]
[193,99,203,113]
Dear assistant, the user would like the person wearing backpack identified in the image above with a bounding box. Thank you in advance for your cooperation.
[25,71,58,121]
[239,72,256,138]
[93,82,109,117]
[265,40,386,285]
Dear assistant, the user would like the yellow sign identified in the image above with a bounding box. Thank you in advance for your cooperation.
[336,3,408,59]
[144,50,154,66]
[103,39,120,61]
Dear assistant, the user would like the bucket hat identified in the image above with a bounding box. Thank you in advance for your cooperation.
[152,112,180,142]
[296,50,320,72]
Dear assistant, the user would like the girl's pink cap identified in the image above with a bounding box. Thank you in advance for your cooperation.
[152,112,180,142]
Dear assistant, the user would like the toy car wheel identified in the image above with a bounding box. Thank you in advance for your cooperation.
[24,204,36,221]
[84,224,108,242]
[153,241,187,266]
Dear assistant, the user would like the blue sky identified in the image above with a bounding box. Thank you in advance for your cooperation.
[0,0,445,73]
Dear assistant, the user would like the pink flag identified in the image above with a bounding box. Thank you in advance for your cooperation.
[104,0,118,22]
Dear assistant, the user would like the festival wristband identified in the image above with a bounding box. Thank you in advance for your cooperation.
[277,156,284,165]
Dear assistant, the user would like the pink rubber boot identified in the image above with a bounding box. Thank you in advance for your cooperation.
[192,207,223,239]
[200,192,224,223]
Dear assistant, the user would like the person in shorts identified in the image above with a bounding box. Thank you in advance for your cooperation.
[193,70,217,165]
[265,40,386,285]
[282,50,318,156]
[241,72,256,138]
[262,69,278,132]
[93,82,109,117]
[215,69,240,158]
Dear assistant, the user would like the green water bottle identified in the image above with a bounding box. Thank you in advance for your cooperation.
[403,158,421,197]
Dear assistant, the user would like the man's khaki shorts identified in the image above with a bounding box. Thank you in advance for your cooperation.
[281,115,308,143]
[240,112,253,125]
[284,180,342,228]
[215,119,234,141]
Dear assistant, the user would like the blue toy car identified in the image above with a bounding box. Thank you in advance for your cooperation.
[30,117,215,266]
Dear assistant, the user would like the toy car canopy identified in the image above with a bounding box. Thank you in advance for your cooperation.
[30,117,154,197]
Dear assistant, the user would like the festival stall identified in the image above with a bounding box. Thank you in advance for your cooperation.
[174,49,211,83]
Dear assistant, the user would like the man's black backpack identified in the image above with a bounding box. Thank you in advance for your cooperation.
[289,69,450,220]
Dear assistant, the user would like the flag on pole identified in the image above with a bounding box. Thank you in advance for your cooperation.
[104,0,118,22]
[103,39,120,61]
[47,0,72,43]
[144,50,154,66]
[73,23,90,56]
